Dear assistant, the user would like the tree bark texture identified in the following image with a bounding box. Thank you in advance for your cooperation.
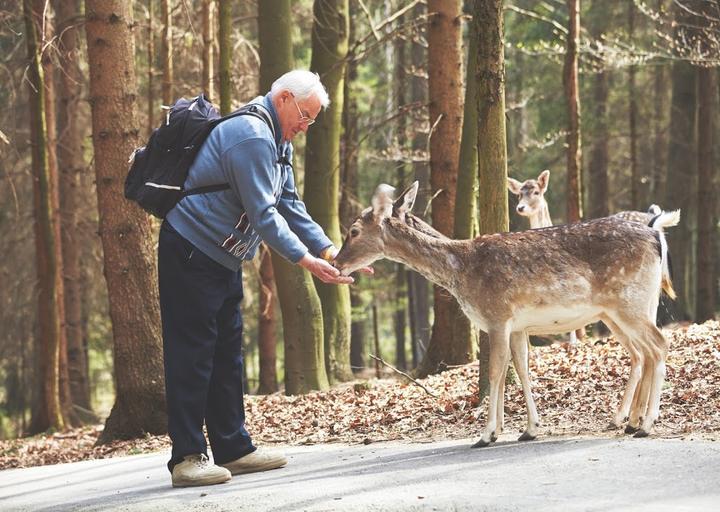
[256,244,278,394]
[55,0,92,413]
[418,0,465,377]
[25,0,65,434]
[563,0,582,222]
[305,0,353,383]
[85,0,167,443]
[160,0,173,105]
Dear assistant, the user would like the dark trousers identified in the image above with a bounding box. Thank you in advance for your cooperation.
[158,221,255,472]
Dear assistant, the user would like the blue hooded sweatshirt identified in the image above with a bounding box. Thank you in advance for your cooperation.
[166,93,333,271]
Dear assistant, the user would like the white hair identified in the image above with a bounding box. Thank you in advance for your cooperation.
[270,70,330,109]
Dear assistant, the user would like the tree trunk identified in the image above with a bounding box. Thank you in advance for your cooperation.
[25,0,65,434]
[564,0,582,222]
[201,0,214,99]
[160,0,173,105]
[256,244,278,394]
[258,0,329,394]
[305,0,353,383]
[417,0,464,378]
[85,0,167,443]
[628,2,640,208]
[55,0,92,414]
[474,0,509,399]
[450,4,479,371]
[147,0,155,136]
[218,0,231,114]
[664,5,698,321]
[587,0,609,218]
[408,1,431,369]
[651,0,669,202]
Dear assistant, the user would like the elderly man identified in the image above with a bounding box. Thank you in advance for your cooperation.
[159,70,352,487]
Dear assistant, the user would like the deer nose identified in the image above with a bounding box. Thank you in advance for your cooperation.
[517,205,525,213]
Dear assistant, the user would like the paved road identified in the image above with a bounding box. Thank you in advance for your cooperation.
[2,434,719,511]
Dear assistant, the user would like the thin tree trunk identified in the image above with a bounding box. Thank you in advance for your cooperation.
[628,2,640,208]
[587,0,609,218]
[305,0,353,383]
[55,0,92,414]
[652,0,669,201]
[474,0,509,399]
[218,0,231,114]
[85,0,167,443]
[564,0,582,222]
[160,0,173,105]
[258,0,329,394]
[257,244,278,394]
[201,0,214,99]
[147,0,155,136]
[25,0,65,434]
[418,0,464,378]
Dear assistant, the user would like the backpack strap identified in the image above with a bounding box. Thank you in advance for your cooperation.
[183,103,278,198]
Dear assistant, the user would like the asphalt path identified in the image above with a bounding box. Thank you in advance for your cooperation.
[2,434,719,511]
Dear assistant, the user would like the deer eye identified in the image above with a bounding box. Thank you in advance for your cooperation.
[349,227,360,238]
[533,191,540,195]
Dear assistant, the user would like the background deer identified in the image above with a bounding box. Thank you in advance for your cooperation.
[335,182,679,447]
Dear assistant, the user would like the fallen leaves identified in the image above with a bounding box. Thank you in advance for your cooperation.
[2,320,719,470]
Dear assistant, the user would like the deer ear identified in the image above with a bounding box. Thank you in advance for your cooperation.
[538,170,550,193]
[507,177,522,195]
[372,184,395,220]
[393,181,419,218]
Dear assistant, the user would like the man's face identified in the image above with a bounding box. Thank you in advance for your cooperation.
[276,91,321,142]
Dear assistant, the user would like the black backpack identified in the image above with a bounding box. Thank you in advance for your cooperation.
[124,94,274,219]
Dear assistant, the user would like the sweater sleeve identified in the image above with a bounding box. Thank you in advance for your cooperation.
[220,137,309,263]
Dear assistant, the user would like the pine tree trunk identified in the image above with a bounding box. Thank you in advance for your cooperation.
[587,1,609,218]
[201,0,214,99]
[258,0,329,394]
[146,0,155,136]
[564,0,582,222]
[160,0,173,105]
[85,0,167,443]
[218,0,231,114]
[418,0,464,378]
[628,3,640,208]
[450,5,479,370]
[474,0,509,398]
[55,0,92,415]
[25,0,65,434]
[257,244,278,394]
[305,0,353,383]
[651,0,669,201]
[664,8,697,320]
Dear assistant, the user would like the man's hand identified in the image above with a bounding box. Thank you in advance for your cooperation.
[322,246,374,276]
[298,253,354,284]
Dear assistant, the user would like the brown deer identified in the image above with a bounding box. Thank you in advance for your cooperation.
[334,182,679,447]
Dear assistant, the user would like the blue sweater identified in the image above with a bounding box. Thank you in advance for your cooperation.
[166,93,333,271]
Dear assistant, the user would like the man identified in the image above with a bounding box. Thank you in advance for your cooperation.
[159,70,353,487]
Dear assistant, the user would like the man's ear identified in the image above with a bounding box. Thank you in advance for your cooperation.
[372,184,395,220]
[393,181,419,219]
[507,177,523,195]
[537,170,550,193]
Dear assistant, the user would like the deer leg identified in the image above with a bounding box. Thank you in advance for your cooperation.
[637,323,669,437]
[473,327,510,448]
[510,331,540,441]
[601,316,643,429]
[494,360,509,442]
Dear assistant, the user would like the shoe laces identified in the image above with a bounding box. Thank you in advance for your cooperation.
[189,454,210,468]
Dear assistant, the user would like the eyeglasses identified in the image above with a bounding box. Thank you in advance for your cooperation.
[292,95,315,126]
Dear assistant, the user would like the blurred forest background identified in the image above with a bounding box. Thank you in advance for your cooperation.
[0,0,717,443]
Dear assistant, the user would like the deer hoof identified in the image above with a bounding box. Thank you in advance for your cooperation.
[472,438,492,448]
[624,425,639,435]
[633,429,650,438]
[518,431,537,442]
[490,433,498,443]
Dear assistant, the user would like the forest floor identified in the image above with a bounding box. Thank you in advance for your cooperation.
[2,320,719,471]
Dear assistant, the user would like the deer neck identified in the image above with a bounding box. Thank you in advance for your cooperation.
[383,220,467,292]
[529,203,552,228]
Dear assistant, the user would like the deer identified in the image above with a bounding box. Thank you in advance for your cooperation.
[334,182,679,447]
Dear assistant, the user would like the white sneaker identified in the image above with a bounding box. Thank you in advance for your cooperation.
[171,454,232,488]
[221,449,288,475]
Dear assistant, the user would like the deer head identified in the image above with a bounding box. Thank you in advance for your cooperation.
[507,170,550,222]
[335,182,420,276]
